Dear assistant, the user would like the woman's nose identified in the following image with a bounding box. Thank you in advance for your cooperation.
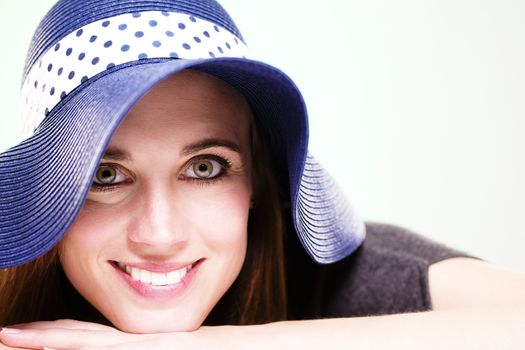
[126,185,188,250]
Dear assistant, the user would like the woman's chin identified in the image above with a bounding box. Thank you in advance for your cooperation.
[110,312,204,334]
[116,322,201,334]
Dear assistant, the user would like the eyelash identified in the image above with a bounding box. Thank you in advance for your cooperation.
[90,155,233,192]
[181,155,232,186]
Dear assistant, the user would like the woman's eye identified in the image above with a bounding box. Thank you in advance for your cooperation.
[185,158,224,179]
[93,164,127,185]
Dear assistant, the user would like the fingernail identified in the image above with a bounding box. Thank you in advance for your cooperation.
[0,327,22,334]
[43,347,58,350]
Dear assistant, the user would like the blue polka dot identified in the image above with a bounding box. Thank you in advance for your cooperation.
[183,43,191,50]
[78,52,86,61]
[60,91,66,100]
[138,53,148,59]
[132,12,141,18]
[57,67,63,76]
[34,80,38,88]
[68,71,75,80]
[81,76,88,83]
[162,11,170,16]
[90,35,98,43]
[209,51,216,58]
[92,57,100,65]
[50,87,55,96]
[234,38,239,44]
[47,64,53,72]
[121,44,130,52]
[203,31,210,38]
[135,31,144,38]
[54,43,60,51]
[102,20,110,27]
[169,52,179,58]
[106,63,115,69]
[225,42,231,49]
[217,46,224,54]
[149,20,158,27]
[42,84,46,92]
[118,24,127,30]
[194,36,201,43]
[66,48,73,56]
[178,23,186,29]
[38,61,42,68]
[214,25,220,32]
[76,29,83,37]
[189,16,196,22]
[45,108,49,116]
[152,40,162,48]
[104,40,113,48]
[166,30,174,37]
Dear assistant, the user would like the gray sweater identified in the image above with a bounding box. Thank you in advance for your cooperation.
[286,222,472,319]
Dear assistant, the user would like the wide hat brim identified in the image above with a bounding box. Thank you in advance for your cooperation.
[0,57,365,268]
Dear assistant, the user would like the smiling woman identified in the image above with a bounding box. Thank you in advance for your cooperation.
[58,71,256,333]
[0,0,525,349]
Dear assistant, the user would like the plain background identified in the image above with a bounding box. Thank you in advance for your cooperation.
[0,1,524,272]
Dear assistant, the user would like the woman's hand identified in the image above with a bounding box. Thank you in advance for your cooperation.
[0,320,240,350]
[0,319,172,349]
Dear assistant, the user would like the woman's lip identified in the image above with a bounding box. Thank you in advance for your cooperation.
[111,259,204,299]
[111,260,200,273]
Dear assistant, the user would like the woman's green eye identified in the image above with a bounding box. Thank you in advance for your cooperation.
[93,165,122,185]
[186,159,223,179]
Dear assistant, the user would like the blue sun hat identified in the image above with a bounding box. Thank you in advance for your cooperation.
[0,0,365,268]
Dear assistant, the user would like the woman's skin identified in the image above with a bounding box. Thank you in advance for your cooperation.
[1,71,525,349]
[58,70,254,334]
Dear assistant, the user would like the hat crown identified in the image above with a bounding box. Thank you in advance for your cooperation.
[24,0,243,79]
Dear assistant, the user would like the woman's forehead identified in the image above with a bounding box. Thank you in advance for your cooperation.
[108,71,252,151]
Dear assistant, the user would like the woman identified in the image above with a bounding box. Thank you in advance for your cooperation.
[0,0,524,349]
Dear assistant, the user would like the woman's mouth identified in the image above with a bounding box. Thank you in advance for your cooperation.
[114,261,192,286]
[110,259,203,298]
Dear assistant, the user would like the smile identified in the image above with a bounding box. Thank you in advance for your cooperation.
[114,262,192,286]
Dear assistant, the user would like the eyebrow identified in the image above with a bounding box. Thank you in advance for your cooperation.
[101,147,131,161]
[101,138,241,161]
[181,138,241,156]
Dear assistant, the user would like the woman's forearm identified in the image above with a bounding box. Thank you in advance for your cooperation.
[1,307,524,349]
[240,308,525,350]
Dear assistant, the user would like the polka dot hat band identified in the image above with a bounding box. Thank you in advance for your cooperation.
[20,10,250,140]
[0,0,365,268]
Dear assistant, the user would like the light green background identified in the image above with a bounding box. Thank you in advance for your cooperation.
[1,1,524,272]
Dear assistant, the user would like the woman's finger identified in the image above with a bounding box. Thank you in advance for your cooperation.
[0,327,133,349]
[13,319,115,332]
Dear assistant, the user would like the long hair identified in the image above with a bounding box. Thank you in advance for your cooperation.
[204,116,288,325]
[0,115,287,327]
[0,247,64,325]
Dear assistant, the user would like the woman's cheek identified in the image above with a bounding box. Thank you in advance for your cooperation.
[182,183,251,245]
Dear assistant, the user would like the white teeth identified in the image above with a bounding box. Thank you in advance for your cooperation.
[140,269,152,284]
[130,267,141,281]
[167,270,180,284]
[118,263,191,286]
[151,272,167,286]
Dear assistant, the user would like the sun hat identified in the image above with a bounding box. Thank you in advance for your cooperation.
[0,0,365,268]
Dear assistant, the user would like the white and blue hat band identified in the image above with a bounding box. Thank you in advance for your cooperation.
[0,0,365,268]
[20,10,250,140]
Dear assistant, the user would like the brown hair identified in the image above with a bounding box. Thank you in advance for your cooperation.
[205,117,288,325]
[0,116,287,327]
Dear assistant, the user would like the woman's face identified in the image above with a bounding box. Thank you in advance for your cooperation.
[59,70,253,333]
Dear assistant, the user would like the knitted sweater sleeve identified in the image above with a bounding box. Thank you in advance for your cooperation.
[286,222,475,319]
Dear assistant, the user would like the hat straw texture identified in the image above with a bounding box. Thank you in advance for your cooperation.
[0,0,365,268]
